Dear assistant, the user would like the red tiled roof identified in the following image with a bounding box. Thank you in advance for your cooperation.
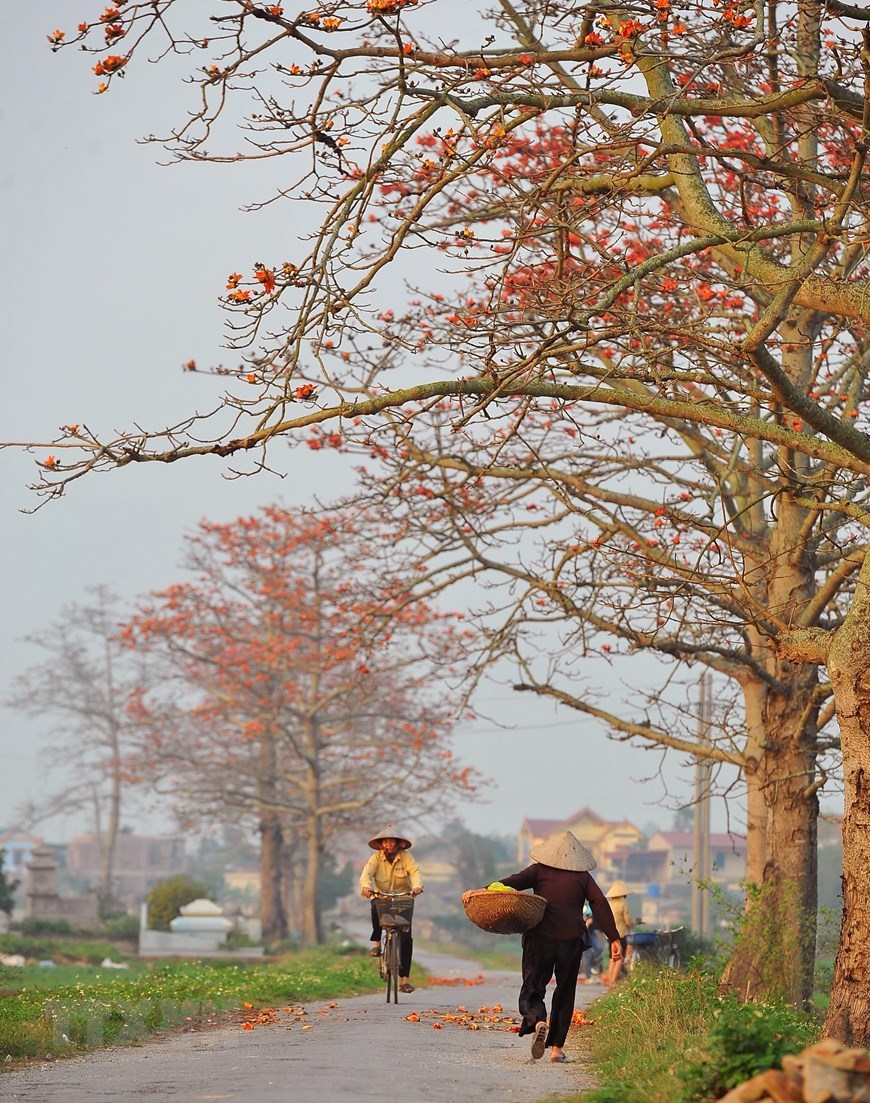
[560,807,607,826]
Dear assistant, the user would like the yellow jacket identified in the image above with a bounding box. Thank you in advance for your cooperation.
[359,850,422,895]
[609,897,634,938]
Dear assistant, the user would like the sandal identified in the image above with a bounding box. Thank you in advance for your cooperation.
[399,983,414,993]
[531,1021,548,1060]
[370,946,382,957]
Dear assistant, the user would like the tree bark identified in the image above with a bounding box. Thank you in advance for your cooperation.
[721,482,820,1007]
[823,554,870,1044]
[299,709,324,946]
[721,665,819,1007]
[742,680,769,888]
[259,811,288,944]
[300,811,323,946]
[258,732,288,943]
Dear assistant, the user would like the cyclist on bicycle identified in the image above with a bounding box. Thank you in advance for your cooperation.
[359,824,423,993]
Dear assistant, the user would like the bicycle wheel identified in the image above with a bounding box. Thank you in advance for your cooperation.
[665,946,681,969]
[384,930,399,1003]
[391,931,401,1002]
[383,931,392,1001]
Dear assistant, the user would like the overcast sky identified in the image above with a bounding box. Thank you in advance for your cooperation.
[0,3,776,852]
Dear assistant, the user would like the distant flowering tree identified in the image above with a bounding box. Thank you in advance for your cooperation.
[121,504,480,944]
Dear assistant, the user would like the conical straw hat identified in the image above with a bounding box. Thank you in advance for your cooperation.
[606,880,629,898]
[368,823,413,849]
[529,830,597,872]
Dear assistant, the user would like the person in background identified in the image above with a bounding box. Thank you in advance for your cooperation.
[580,902,603,981]
[359,823,423,994]
[486,831,621,1064]
[605,880,635,987]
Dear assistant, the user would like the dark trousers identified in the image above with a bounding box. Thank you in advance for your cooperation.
[370,902,413,977]
[517,931,585,1048]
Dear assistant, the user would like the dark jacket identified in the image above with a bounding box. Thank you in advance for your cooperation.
[500,863,620,942]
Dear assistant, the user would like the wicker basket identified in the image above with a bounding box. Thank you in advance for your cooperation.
[461,890,547,935]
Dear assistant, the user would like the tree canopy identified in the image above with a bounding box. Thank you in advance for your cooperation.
[11,0,870,1041]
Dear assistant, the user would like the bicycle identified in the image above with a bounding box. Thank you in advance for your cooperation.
[626,926,685,971]
[372,891,415,1003]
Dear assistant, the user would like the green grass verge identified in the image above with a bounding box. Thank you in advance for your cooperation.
[0,946,385,1061]
[573,967,820,1103]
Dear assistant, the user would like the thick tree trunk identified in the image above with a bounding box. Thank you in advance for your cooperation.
[740,662,819,1007]
[98,770,122,913]
[259,812,288,944]
[283,838,305,936]
[761,664,819,1007]
[300,813,323,946]
[257,732,288,943]
[721,669,819,1006]
[823,558,870,1044]
[721,483,820,1007]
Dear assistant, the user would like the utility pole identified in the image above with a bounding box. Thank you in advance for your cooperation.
[691,672,712,936]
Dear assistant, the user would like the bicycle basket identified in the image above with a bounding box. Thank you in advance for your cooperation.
[461,890,546,935]
[374,896,415,928]
[628,931,657,946]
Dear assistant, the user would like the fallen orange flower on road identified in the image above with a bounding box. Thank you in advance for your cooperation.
[426,975,487,986]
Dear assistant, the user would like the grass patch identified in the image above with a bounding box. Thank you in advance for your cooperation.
[579,967,820,1103]
[0,946,385,1061]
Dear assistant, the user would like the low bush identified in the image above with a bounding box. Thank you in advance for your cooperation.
[144,876,214,931]
[14,918,77,937]
[102,914,140,940]
[674,998,819,1103]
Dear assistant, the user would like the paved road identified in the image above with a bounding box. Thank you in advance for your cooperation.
[0,946,603,1103]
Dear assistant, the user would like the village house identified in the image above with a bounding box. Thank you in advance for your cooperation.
[518,809,747,927]
[65,832,187,909]
[518,807,646,870]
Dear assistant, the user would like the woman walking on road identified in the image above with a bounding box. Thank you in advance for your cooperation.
[493,831,621,1064]
[605,881,635,988]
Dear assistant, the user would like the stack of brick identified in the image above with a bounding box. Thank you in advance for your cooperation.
[719,1039,870,1103]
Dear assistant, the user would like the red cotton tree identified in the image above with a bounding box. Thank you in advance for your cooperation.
[120,505,479,944]
[344,392,846,1008]
[13,0,870,1040]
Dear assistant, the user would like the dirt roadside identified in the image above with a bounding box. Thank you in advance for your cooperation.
[0,946,604,1103]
